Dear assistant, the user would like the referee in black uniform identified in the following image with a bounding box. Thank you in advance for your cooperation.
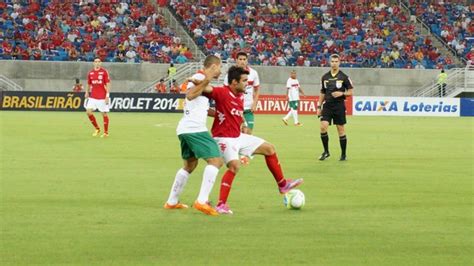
[316,54,354,161]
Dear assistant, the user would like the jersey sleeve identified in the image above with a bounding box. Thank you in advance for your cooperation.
[87,72,92,85]
[186,73,206,91]
[344,75,354,90]
[286,78,291,89]
[206,86,222,101]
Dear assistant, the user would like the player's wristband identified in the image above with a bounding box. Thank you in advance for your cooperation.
[106,93,110,97]
[317,106,322,109]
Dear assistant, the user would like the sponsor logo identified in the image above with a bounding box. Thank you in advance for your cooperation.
[219,143,227,152]
[230,108,243,117]
[1,93,82,110]
[355,100,458,113]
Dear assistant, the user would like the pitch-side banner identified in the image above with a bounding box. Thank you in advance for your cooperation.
[254,95,353,115]
[0,91,185,112]
[353,96,460,117]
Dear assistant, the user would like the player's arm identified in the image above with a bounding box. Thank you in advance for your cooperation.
[251,71,260,112]
[186,77,213,100]
[104,81,110,104]
[344,88,353,97]
[103,70,111,104]
[344,76,354,97]
[299,86,305,96]
[251,85,260,112]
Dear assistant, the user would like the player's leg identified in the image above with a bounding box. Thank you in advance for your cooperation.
[85,99,100,136]
[291,101,301,126]
[165,157,197,209]
[334,103,347,161]
[216,159,240,214]
[239,134,303,193]
[215,137,240,214]
[336,125,347,161]
[319,119,330,160]
[165,134,199,209]
[97,100,110,137]
[186,132,224,215]
[241,111,254,164]
[197,157,223,203]
[101,112,109,137]
[242,111,254,134]
[282,104,292,125]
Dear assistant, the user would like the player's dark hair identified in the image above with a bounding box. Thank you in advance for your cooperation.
[227,66,250,85]
[203,55,221,68]
[75,78,80,84]
[236,52,248,58]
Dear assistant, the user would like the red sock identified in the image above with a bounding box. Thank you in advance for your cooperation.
[265,153,287,188]
[218,170,236,205]
[103,116,109,133]
[88,114,99,129]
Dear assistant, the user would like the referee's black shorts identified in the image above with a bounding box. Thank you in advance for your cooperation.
[320,102,346,125]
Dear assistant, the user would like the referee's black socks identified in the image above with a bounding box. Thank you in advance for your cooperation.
[321,132,329,153]
[339,135,347,156]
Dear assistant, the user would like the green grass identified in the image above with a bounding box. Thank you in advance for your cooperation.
[0,111,472,265]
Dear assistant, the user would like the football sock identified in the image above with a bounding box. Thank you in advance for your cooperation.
[218,170,236,205]
[284,110,291,120]
[321,132,329,153]
[166,168,190,205]
[88,114,99,129]
[103,116,109,133]
[292,110,299,124]
[197,165,219,204]
[339,135,347,156]
[265,153,287,188]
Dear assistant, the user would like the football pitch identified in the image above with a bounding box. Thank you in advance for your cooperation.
[1,111,472,265]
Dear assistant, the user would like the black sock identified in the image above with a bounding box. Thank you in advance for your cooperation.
[321,132,329,153]
[339,135,347,156]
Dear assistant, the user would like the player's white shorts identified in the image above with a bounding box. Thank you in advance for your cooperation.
[85,98,110,112]
[214,133,265,164]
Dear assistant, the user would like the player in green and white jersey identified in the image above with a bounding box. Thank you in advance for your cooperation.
[282,70,305,126]
[164,55,223,216]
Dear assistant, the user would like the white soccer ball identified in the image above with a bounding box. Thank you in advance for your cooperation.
[283,189,305,210]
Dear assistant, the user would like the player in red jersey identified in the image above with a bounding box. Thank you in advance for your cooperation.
[195,66,304,214]
[85,58,111,137]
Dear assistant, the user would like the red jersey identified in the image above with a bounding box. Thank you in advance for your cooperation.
[207,86,244,138]
[87,67,110,99]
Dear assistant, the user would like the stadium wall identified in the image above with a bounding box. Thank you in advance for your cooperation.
[1,60,440,96]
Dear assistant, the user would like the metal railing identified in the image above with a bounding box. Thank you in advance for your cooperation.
[411,64,474,97]
[0,75,23,91]
[158,6,206,62]
[141,59,234,92]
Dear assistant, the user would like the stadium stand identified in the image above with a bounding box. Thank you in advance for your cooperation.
[0,0,193,63]
[404,0,473,61]
[170,0,465,69]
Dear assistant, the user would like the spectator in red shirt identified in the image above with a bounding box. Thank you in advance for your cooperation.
[466,48,474,63]
[72,78,83,92]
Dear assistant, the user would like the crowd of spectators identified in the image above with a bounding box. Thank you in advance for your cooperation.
[405,0,473,63]
[171,0,463,69]
[0,0,193,63]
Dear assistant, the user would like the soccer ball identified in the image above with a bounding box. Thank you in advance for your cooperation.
[283,189,305,210]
